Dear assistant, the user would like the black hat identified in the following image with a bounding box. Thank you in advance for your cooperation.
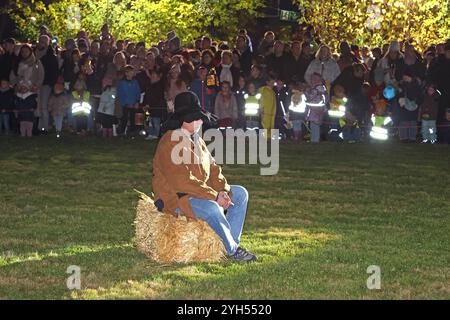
[161,91,218,134]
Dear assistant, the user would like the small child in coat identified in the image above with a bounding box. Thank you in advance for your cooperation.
[97,77,117,138]
[48,82,71,137]
[15,80,38,137]
[418,83,440,143]
[305,73,327,143]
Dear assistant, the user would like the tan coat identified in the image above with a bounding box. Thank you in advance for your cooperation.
[152,129,230,220]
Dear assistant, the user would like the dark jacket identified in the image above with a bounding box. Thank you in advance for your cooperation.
[189,78,216,113]
[143,80,167,119]
[287,54,314,83]
[15,93,38,122]
[0,88,15,112]
[0,53,16,81]
[397,79,422,121]
[419,92,440,120]
[266,53,290,81]
[40,46,59,87]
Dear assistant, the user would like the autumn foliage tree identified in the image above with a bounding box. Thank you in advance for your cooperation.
[3,0,263,44]
[296,0,450,51]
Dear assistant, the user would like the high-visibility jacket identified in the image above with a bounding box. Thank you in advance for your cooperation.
[329,97,348,119]
[244,93,261,117]
[71,91,91,117]
[259,86,276,130]
[370,115,392,141]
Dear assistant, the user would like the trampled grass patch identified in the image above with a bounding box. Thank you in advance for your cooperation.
[0,135,449,299]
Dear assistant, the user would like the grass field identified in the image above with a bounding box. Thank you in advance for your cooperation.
[0,135,449,300]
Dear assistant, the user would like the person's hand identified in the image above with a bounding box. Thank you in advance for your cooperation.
[216,191,233,210]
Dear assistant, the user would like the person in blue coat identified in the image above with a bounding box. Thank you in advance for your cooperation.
[117,65,141,136]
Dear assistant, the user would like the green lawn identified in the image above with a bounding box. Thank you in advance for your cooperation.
[0,135,449,300]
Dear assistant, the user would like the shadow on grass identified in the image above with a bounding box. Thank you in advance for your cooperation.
[0,227,339,299]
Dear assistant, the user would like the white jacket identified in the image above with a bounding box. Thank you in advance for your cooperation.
[304,58,341,85]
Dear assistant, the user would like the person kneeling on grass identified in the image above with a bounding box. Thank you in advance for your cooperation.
[152,91,257,263]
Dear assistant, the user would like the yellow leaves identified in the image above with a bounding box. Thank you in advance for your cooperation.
[294,0,448,51]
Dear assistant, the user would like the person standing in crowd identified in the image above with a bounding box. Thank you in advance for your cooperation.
[48,81,70,138]
[259,75,277,139]
[266,41,290,82]
[397,70,421,142]
[0,79,15,135]
[304,45,341,90]
[10,44,44,91]
[35,35,59,133]
[418,83,440,143]
[247,65,266,90]
[0,38,17,82]
[337,41,359,71]
[234,74,247,129]
[97,77,117,139]
[305,73,328,143]
[190,66,216,113]
[258,31,275,56]
[117,65,141,136]
[165,63,188,114]
[15,80,38,138]
[143,70,166,140]
[214,81,239,129]
[379,40,405,87]
[71,79,91,136]
[273,77,290,137]
[287,41,311,83]
[235,35,253,74]
[216,50,240,89]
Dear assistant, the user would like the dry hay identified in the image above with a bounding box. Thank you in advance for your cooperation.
[134,191,225,263]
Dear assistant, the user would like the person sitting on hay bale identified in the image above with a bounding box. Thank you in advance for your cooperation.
[152,91,257,263]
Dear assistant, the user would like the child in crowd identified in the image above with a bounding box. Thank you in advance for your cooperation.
[117,65,141,136]
[48,82,71,138]
[15,80,38,138]
[189,66,216,113]
[214,81,238,129]
[328,84,347,141]
[0,79,15,135]
[97,77,116,138]
[305,73,327,143]
[397,70,421,142]
[273,77,290,139]
[418,83,440,144]
[340,110,361,143]
[71,79,91,136]
[259,75,277,139]
[234,74,247,129]
[287,84,306,141]
[143,70,166,140]
[244,82,261,130]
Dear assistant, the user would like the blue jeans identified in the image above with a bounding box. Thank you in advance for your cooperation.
[188,185,249,256]
[421,120,437,141]
[310,122,321,143]
[0,113,10,134]
[148,117,161,137]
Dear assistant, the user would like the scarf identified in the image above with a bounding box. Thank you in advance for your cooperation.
[219,64,233,88]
